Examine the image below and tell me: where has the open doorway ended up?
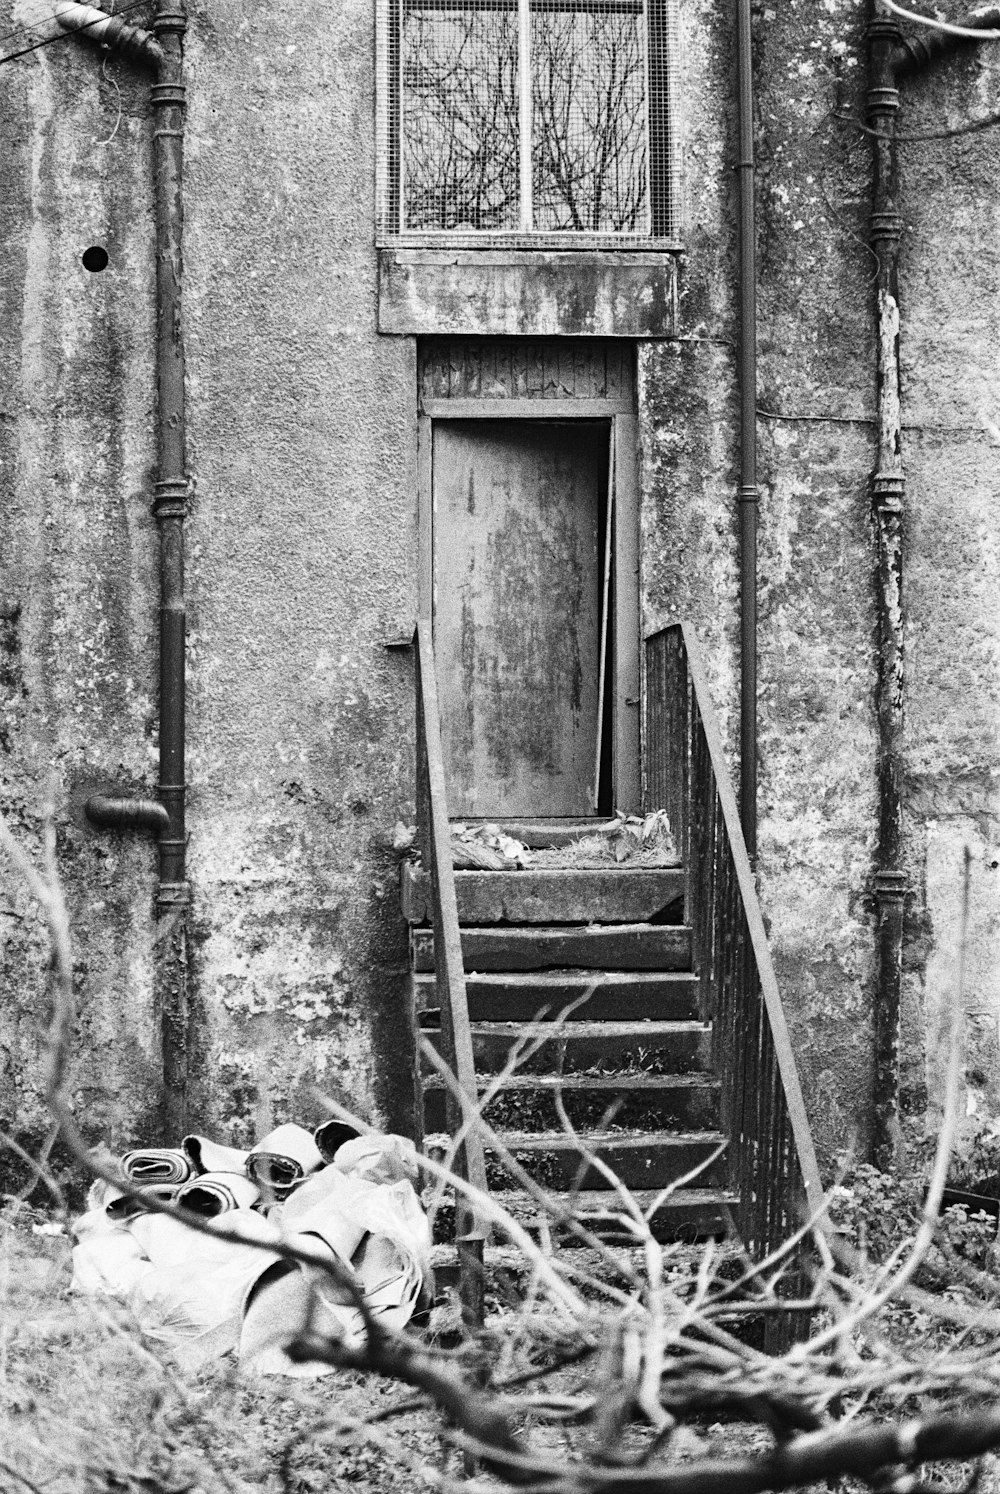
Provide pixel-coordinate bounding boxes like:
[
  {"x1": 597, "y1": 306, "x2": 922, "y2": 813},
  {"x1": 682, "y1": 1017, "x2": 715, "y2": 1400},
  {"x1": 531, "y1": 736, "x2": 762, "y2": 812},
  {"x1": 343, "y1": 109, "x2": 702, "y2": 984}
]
[{"x1": 425, "y1": 413, "x2": 638, "y2": 821}]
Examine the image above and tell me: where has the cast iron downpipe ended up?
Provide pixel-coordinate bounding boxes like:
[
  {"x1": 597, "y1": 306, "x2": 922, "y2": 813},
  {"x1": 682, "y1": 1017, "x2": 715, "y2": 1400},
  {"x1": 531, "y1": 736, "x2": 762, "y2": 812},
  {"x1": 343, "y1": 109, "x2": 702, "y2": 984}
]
[
  {"x1": 737, "y1": 0, "x2": 759, "y2": 865},
  {"x1": 865, "y1": 2, "x2": 1000, "y2": 1167},
  {"x1": 868, "y1": 3, "x2": 908, "y2": 1171},
  {"x1": 59, "y1": 1, "x2": 191, "y2": 1135}
]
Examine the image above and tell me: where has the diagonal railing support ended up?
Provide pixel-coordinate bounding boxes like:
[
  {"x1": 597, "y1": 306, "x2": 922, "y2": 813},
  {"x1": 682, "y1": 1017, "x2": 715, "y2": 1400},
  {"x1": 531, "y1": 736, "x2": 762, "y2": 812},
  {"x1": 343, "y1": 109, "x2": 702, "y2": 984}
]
[{"x1": 414, "y1": 620, "x2": 490, "y2": 1251}]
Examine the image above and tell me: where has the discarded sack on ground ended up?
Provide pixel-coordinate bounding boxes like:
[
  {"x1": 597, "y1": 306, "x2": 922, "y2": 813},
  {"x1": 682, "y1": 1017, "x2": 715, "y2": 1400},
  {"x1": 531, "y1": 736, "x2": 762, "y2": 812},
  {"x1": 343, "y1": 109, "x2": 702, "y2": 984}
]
[{"x1": 70, "y1": 1122, "x2": 430, "y2": 1377}]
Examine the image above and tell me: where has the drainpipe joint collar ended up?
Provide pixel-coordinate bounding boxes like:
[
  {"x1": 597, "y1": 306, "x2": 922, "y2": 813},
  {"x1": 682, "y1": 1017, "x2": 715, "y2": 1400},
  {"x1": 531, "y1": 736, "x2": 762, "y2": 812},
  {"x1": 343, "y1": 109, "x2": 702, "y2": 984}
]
[
  {"x1": 152, "y1": 9, "x2": 188, "y2": 36},
  {"x1": 867, "y1": 85, "x2": 900, "y2": 116},
  {"x1": 156, "y1": 880, "x2": 192, "y2": 910},
  {"x1": 150, "y1": 81, "x2": 187, "y2": 109},
  {"x1": 872, "y1": 472, "x2": 905, "y2": 514},
  {"x1": 868, "y1": 15, "x2": 903, "y2": 43},
  {"x1": 153, "y1": 478, "x2": 190, "y2": 519},
  {"x1": 873, "y1": 869, "x2": 908, "y2": 903},
  {"x1": 871, "y1": 209, "x2": 904, "y2": 241}
]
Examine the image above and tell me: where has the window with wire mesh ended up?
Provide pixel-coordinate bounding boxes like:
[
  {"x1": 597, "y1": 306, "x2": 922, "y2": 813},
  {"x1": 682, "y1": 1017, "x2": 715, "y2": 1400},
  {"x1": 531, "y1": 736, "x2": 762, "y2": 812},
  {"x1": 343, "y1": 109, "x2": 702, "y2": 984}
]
[{"x1": 376, "y1": 0, "x2": 680, "y2": 247}]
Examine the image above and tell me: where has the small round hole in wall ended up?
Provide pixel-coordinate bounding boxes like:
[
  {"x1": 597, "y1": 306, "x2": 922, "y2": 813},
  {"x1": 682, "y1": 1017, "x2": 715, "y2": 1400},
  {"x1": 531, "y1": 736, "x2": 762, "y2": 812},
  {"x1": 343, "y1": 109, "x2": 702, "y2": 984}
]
[{"x1": 81, "y1": 245, "x2": 109, "y2": 273}]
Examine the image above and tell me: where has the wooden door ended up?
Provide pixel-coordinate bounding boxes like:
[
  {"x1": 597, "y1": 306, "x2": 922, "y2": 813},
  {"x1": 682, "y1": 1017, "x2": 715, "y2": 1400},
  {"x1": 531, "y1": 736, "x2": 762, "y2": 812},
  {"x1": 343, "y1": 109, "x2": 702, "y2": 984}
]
[{"x1": 433, "y1": 419, "x2": 608, "y2": 818}]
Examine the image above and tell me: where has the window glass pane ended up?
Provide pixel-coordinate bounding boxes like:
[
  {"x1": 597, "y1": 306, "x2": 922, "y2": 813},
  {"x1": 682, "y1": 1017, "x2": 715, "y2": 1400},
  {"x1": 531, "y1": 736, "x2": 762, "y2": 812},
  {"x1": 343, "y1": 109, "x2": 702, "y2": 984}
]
[
  {"x1": 530, "y1": 4, "x2": 649, "y2": 234},
  {"x1": 401, "y1": 5, "x2": 520, "y2": 231}
]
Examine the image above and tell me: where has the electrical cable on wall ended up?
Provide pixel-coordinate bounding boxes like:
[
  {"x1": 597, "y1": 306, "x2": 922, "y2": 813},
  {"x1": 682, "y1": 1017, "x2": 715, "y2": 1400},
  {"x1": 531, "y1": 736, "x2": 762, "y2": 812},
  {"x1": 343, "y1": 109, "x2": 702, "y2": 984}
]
[
  {"x1": 880, "y1": 0, "x2": 1000, "y2": 39},
  {"x1": 837, "y1": 108, "x2": 1000, "y2": 141}
]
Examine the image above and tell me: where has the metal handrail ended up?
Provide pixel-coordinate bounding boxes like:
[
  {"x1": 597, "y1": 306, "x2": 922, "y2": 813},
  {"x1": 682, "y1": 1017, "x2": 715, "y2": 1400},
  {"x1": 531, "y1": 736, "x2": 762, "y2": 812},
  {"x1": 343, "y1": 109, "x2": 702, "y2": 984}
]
[
  {"x1": 645, "y1": 623, "x2": 824, "y2": 1323},
  {"x1": 414, "y1": 619, "x2": 489, "y2": 1238}
]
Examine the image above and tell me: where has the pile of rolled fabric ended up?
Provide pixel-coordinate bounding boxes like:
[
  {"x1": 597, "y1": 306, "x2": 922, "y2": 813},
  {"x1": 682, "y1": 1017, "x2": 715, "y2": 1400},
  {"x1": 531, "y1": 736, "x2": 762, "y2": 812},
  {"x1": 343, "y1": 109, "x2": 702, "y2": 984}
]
[{"x1": 71, "y1": 1121, "x2": 431, "y2": 1376}]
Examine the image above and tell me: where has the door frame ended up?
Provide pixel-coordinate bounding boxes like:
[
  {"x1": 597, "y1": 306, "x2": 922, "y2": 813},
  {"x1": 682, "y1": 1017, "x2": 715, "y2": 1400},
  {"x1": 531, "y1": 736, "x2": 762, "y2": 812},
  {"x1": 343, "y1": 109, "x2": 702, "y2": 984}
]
[{"x1": 417, "y1": 393, "x2": 640, "y2": 814}]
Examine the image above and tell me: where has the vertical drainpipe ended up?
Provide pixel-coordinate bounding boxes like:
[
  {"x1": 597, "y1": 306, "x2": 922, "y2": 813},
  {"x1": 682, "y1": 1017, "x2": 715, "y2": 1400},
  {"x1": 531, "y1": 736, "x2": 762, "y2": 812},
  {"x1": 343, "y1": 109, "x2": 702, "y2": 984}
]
[
  {"x1": 737, "y1": 0, "x2": 758, "y2": 864},
  {"x1": 868, "y1": 4, "x2": 908, "y2": 1170},
  {"x1": 151, "y1": 3, "x2": 191, "y2": 1139},
  {"x1": 61, "y1": 0, "x2": 191, "y2": 1135}
]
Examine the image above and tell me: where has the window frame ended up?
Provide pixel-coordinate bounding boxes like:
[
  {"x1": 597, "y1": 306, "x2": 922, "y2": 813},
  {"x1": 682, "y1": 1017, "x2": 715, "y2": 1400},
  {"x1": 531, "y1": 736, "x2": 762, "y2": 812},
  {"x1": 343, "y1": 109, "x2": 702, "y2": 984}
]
[{"x1": 375, "y1": 0, "x2": 682, "y2": 251}]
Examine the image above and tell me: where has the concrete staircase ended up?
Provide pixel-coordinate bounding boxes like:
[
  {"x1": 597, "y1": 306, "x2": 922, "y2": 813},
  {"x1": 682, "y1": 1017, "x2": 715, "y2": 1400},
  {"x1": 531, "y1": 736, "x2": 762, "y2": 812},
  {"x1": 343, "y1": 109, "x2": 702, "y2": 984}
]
[{"x1": 403, "y1": 863, "x2": 738, "y2": 1243}]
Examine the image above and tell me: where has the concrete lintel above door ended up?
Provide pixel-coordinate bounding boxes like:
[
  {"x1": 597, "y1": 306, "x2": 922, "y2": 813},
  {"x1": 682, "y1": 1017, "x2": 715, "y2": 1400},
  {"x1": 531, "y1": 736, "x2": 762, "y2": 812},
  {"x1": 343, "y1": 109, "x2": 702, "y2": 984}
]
[{"x1": 378, "y1": 249, "x2": 679, "y2": 339}]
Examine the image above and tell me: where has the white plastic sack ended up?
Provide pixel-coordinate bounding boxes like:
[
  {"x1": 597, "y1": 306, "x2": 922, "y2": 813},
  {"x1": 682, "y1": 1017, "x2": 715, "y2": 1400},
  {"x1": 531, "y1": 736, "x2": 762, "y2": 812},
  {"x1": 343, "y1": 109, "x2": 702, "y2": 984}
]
[
  {"x1": 333, "y1": 1132, "x2": 420, "y2": 1186},
  {"x1": 124, "y1": 1209, "x2": 285, "y2": 1366}
]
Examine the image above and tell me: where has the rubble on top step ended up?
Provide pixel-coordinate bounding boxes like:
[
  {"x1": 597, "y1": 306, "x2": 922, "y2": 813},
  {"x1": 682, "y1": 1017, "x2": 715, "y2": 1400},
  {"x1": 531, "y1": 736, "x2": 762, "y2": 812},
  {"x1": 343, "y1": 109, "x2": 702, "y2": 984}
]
[{"x1": 447, "y1": 810, "x2": 679, "y2": 871}]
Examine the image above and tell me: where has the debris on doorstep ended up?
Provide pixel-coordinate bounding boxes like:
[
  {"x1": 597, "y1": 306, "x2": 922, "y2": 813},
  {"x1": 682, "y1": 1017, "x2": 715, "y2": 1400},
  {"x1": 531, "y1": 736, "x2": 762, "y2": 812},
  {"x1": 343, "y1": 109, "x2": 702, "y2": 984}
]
[
  {"x1": 446, "y1": 810, "x2": 678, "y2": 871},
  {"x1": 70, "y1": 1122, "x2": 431, "y2": 1377},
  {"x1": 451, "y1": 822, "x2": 532, "y2": 869}
]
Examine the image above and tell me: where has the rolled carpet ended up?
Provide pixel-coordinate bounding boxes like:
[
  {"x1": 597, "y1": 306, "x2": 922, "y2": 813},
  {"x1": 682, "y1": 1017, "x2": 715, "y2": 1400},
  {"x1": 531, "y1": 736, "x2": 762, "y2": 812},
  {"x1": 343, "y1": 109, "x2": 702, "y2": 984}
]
[
  {"x1": 121, "y1": 1148, "x2": 192, "y2": 1186},
  {"x1": 106, "y1": 1183, "x2": 181, "y2": 1221},
  {"x1": 182, "y1": 1135, "x2": 251, "y2": 1176},
  {"x1": 176, "y1": 1171, "x2": 261, "y2": 1216},
  {"x1": 247, "y1": 1124, "x2": 324, "y2": 1200}
]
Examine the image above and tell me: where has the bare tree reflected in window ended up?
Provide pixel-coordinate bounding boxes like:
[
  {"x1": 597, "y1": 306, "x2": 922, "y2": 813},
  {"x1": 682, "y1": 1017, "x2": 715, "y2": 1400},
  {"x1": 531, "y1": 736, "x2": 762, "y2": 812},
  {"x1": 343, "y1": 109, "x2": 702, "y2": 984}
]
[
  {"x1": 403, "y1": 10, "x2": 520, "y2": 231},
  {"x1": 531, "y1": 9, "x2": 647, "y2": 233},
  {"x1": 400, "y1": 2, "x2": 649, "y2": 236}
]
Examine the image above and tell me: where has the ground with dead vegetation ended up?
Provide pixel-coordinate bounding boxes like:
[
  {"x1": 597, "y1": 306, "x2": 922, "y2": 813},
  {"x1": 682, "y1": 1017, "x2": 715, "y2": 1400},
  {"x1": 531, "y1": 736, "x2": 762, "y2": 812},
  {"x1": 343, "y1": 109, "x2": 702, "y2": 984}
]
[
  {"x1": 9, "y1": 1183, "x2": 1000, "y2": 1494},
  {"x1": 0, "y1": 1201, "x2": 786, "y2": 1494},
  {"x1": 0, "y1": 1206, "x2": 450, "y2": 1494}
]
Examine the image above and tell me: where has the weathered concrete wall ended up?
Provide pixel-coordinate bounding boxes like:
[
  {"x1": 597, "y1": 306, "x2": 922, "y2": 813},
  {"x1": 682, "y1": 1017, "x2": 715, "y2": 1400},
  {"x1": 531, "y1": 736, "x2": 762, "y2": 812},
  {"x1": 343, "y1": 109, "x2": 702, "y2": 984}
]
[
  {"x1": 752, "y1": 0, "x2": 880, "y2": 1159},
  {"x1": 0, "y1": 0, "x2": 418, "y2": 1173},
  {"x1": 0, "y1": 13, "x2": 162, "y2": 1163},
  {"x1": 640, "y1": 0, "x2": 880, "y2": 1161},
  {"x1": 180, "y1": 0, "x2": 416, "y2": 1141},
  {"x1": 3, "y1": 0, "x2": 1000, "y2": 1180},
  {"x1": 895, "y1": 20, "x2": 1000, "y2": 1128}
]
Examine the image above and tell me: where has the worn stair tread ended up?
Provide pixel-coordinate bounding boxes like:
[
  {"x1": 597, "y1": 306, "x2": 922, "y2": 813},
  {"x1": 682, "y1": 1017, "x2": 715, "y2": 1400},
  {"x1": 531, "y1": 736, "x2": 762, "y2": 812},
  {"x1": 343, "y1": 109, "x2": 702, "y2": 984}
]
[
  {"x1": 486, "y1": 1130, "x2": 729, "y2": 1189},
  {"x1": 467, "y1": 1018, "x2": 711, "y2": 1038},
  {"x1": 496, "y1": 1186, "x2": 740, "y2": 1221},
  {"x1": 413, "y1": 969, "x2": 701, "y2": 1021},
  {"x1": 412, "y1": 923, "x2": 693, "y2": 973},
  {"x1": 429, "y1": 1239, "x2": 741, "y2": 1266},
  {"x1": 422, "y1": 1071, "x2": 719, "y2": 1092},
  {"x1": 495, "y1": 1129, "x2": 726, "y2": 1150},
  {"x1": 423, "y1": 1016, "x2": 714, "y2": 1075},
  {"x1": 401, "y1": 864, "x2": 686, "y2": 926}
]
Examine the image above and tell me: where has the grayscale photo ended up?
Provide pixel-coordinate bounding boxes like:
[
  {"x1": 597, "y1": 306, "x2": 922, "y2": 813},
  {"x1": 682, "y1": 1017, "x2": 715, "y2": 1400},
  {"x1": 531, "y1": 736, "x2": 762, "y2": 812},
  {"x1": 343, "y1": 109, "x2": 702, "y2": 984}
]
[{"x1": 2, "y1": 1, "x2": 1000, "y2": 1488}]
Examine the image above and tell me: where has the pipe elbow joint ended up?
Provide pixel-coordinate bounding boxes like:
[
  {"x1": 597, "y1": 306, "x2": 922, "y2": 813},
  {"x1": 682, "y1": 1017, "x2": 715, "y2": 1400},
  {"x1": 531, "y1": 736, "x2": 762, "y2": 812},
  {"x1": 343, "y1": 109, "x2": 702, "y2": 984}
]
[
  {"x1": 85, "y1": 794, "x2": 170, "y2": 835},
  {"x1": 54, "y1": 3, "x2": 163, "y2": 67}
]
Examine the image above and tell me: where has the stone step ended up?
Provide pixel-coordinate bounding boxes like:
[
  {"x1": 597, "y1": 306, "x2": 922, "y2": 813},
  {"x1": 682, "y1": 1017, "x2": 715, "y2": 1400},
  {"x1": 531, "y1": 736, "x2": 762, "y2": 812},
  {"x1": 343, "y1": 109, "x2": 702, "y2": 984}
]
[
  {"x1": 422, "y1": 1072, "x2": 721, "y2": 1133},
  {"x1": 493, "y1": 1185, "x2": 738, "y2": 1244},
  {"x1": 430, "y1": 1237, "x2": 742, "y2": 1298},
  {"x1": 412, "y1": 969, "x2": 702, "y2": 1022},
  {"x1": 421, "y1": 1018, "x2": 713, "y2": 1075},
  {"x1": 401, "y1": 865, "x2": 686, "y2": 926},
  {"x1": 484, "y1": 1130, "x2": 728, "y2": 1191},
  {"x1": 412, "y1": 923, "x2": 693, "y2": 973}
]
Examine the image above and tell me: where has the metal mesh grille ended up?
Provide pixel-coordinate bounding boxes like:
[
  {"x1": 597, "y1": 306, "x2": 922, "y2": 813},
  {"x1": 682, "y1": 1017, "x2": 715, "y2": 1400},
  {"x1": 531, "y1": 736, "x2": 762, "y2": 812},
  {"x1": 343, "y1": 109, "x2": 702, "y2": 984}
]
[{"x1": 376, "y1": 0, "x2": 680, "y2": 246}]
